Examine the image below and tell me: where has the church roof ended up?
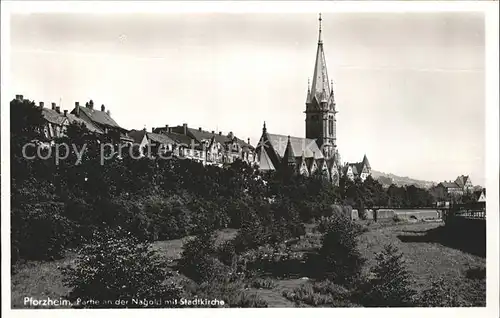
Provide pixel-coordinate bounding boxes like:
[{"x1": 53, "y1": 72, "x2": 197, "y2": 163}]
[
  {"x1": 266, "y1": 133, "x2": 324, "y2": 160},
  {"x1": 257, "y1": 144, "x2": 275, "y2": 171}
]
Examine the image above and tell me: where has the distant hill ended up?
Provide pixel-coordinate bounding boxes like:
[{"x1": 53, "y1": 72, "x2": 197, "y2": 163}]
[{"x1": 371, "y1": 170, "x2": 437, "y2": 189}]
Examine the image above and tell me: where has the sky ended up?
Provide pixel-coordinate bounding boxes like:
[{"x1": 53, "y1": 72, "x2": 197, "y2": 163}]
[{"x1": 10, "y1": 12, "x2": 485, "y2": 186}]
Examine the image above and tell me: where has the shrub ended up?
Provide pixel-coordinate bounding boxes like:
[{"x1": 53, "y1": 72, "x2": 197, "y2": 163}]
[
  {"x1": 358, "y1": 244, "x2": 416, "y2": 307},
  {"x1": 465, "y1": 266, "x2": 486, "y2": 280},
  {"x1": 282, "y1": 281, "x2": 356, "y2": 307},
  {"x1": 183, "y1": 277, "x2": 268, "y2": 308},
  {"x1": 392, "y1": 214, "x2": 404, "y2": 223},
  {"x1": 417, "y1": 278, "x2": 472, "y2": 307},
  {"x1": 61, "y1": 228, "x2": 183, "y2": 308},
  {"x1": 178, "y1": 230, "x2": 230, "y2": 283},
  {"x1": 11, "y1": 203, "x2": 77, "y2": 261},
  {"x1": 318, "y1": 215, "x2": 365, "y2": 284},
  {"x1": 248, "y1": 277, "x2": 277, "y2": 290}
]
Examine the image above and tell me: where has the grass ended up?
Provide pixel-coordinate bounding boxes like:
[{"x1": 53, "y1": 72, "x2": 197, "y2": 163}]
[{"x1": 11, "y1": 222, "x2": 485, "y2": 308}]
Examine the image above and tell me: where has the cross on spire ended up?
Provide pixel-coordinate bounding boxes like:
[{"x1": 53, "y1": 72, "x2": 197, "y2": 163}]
[{"x1": 318, "y1": 13, "x2": 323, "y2": 44}]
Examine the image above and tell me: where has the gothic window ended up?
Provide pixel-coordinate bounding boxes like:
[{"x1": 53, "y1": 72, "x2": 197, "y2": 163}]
[{"x1": 328, "y1": 116, "x2": 333, "y2": 135}]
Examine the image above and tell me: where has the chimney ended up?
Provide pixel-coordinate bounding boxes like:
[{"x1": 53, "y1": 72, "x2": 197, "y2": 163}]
[
  {"x1": 101, "y1": 104, "x2": 105, "y2": 112},
  {"x1": 51, "y1": 102, "x2": 56, "y2": 110},
  {"x1": 211, "y1": 130, "x2": 215, "y2": 134},
  {"x1": 55, "y1": 106, "x2": 61, "y2": 114},
  {"x1": 75, "y1": 101, "x2": 80, "y2": 116},
  {"x1": 182, "y1": 123, "x2": 188, "y2": 135},
  {"x1": 219, "y1": 131, "x2": 222, "y2": 136},
  {"x1": 64, "y1": 110, "x2": 68, "y2": 117},
  {"x1": 198, "y1": 127, "x2": 202, "y2": 132},
  {"x1": 15, "y1": 94, "x2": 21, "y2": 101},
  {"x1": 248, "y1": 138, "x2": 250, "y2": 145},
  {"x1": 88, "y1": 100, "x2": 94, "y2": 109},
  {"x1": 165, "y1": 125, "x2": 169, "y2": 131},
  {"x1": 106, "y1": 110, "x2": 110, "y2": 116},
  {"x1": 39, "y1": 101, "x2": 44, "y2": 109}
]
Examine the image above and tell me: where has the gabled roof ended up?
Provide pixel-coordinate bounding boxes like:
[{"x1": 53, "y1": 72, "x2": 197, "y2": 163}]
[
  {"x1": 266, "y1": 133, "x2": 323, "y2": 160},
  {"x1": 128, "y1": 129, "x2": 147, "y2": 144},
  {"x1": 75, "y1": 106, "x2": 121, "y2": 129},
  {"x1": 362, "y1": 154, "x2": 371, "y2": 170},
  {"x1": 256, "y1": 144, "x2": 275, "y2": 171},
  {"x1": 305, "y1": 157, "x2": 317, "y2": 172},
  {"x1": 41, "y1": 108, "x2": 67, "y2": 126},
  {"x1": 163, "y1": 131, "x2": 195, "y2": 147},
  {"x1": 147, "y1": 132, "x2": 176, "y2": 145},
  {"x1": 440, "y1": 181, "x2": 460, "y2": 189},
  {"x1": 66, "y1": 114, "x2": 103, "y2": 133}
]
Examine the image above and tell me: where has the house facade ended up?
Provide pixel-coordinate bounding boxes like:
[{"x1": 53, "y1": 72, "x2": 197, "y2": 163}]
[
  {"x1": 343, "y1": 155, "x2": 372, "y2": 182},
  {"x1": 129, "y1": 124, "x2": 256, "y2": 166},
  {"x1": 436, "y1": 175, "x2": 475, "y2": 196}
]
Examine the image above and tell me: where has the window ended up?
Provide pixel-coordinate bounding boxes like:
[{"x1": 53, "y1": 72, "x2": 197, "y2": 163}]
[{"x1": 328, "y1": 116, "x2": 334, "y2": 135}]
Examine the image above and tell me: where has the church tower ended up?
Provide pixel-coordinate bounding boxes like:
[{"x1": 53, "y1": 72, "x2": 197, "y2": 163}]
[{"x1": 305, "y1": 14, "x2": 337, "y2": 160}]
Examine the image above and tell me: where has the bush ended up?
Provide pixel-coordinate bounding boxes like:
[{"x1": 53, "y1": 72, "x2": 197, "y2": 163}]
[
  {"x1": 178, "y1": 231, "x2": 231, "y2": 283},
  {"x1": 417, "y1": 278, "x2": 472, "y2": 307},
  {"x1": 11, "y1": 203, "x2": 77, "y2": 261},
  {"x1": 317, "y1": 215, "x2": 365, "y2": 284},
  {"x1": 282, "y1": 281, "x2": 357, "y2": 307},
  {"x1": 183, "y1": 277, "x2": 268, "y2": 308},
  {"x1": 358, "y1": 244, "x2": 416, "y2": 307},
  {"x1": 392, "y1": 214, "x2": 404, "y2": 223},
  {"x1": 465, "y1": 266, "x2": 486, "y2": 280},
  {"x1": 248, "y1": 277, "x2": 278, "y2": 289},
  {"x1": 61, "y1": 228, "x2": 183, "y2": 308}
]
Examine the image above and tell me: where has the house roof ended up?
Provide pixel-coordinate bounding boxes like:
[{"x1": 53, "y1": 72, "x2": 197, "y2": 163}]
[
  {"x1": 163, "y1": 131, "x2": 195, "y2": 147},
  {"x1": 147, "y1": 132, "x2": 176, "y2": 145},
  {"x1": 266, "y1": 133, "x2": 324, "y2": 160},
  {"x1": 186, "y1": 127, "x2": 253, "y2": 150},
  {"x1": 455, "y1": 175, "x2": 471, "y2": 188},
  {"x1": 128, "y1": 129, "x2": 147, "y2": 144},
  {"x1": 440, "y1": 181, "x2": 460, "y2": 188},
  {"x1": 76, "y1": 106, "x2": 121, "y2": 129},
  {"x1": 66, "y1": 114, "x2": 103, "y2": 133},
  {"x1": 41, "y1": 108, "x2": 67, "y2": 126}
]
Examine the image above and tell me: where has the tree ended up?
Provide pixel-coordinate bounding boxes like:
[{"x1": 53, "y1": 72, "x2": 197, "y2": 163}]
[
  {"x1": 359, "y1": 244, "x2": 416, "y2": 307},
  {"x1": 318, "y1": 214, "x2": 365, "y2": 284},
  {"x1": 61, "y1": 228, "x2": 183, "y2": 308}
]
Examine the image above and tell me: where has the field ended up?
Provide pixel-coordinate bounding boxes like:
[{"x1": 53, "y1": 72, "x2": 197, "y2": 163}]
[{"x1": 11, "y1": 220, "x2": 485, "y2": 308}]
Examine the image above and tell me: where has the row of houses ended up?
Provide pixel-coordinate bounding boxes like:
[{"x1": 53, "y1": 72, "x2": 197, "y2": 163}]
[{"x1": 15, "y1": 94, "x2": 256, "y2": 167}]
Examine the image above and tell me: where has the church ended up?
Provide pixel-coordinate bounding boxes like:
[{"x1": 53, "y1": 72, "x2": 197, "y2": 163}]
[{"x1": 256, "y1": 14, "x2": 371, "y2": 185}]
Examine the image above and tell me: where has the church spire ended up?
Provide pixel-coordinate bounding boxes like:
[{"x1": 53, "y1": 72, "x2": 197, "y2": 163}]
[
  {"x1": 318, "y1": 13, "x2": 323, "y2": 44},
  {"x1": 308, "y1": 13, "x2": 330, "y2": 106}
]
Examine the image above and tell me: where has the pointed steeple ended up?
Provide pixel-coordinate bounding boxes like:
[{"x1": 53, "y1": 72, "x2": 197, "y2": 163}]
[
  {"x1": 283, "y1": 136, "x2": 296, "y2": 168},
  {"x1": 309, "y1": 13, "x2": 330, "y2": 105},
  {"x1": 306, "y1": 78, "x2": 312, "y2": 103}
]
